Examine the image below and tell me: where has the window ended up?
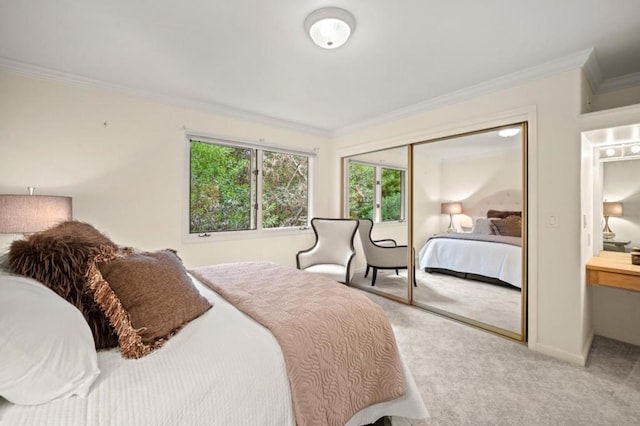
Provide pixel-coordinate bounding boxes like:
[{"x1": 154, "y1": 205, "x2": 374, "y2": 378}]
[
  {"x1": 347, "y1": 161, "x2": 405, "y2": 222},
  {"x1": 189, "y1": 137, "x2": 312, "y2": 234}
]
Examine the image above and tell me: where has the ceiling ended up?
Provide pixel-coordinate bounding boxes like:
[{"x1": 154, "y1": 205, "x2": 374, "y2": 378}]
[{"x1": 1, "y1": 0, "x2": 640, "y2": 134}]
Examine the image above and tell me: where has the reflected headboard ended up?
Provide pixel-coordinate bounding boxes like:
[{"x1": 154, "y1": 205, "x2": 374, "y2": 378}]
[{"x1": 463, "y1": 189, "x2": 523, "y2": 219}]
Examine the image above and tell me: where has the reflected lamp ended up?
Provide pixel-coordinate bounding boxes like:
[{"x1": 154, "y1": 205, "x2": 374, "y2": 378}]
[
  {"x1": 602, "y1": 201, "x2": 623, "y2": 240},
  {"x1": 441, "y1": 202, "x2": 463, "y2": 233}
]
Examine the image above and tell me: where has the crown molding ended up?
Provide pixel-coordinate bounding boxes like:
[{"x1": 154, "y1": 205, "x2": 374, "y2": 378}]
[
  {"x1": 0, "y1": 57, "x2": 331, "y2": 138},
  {"x1": 598, "y1": 71, "x2": 640, "y2": 93},
  {"x1": 333, "y1": 49, "x2": 595, "y2": 137},
  {"x1": 6, "y1": 49, "x2": 634, "y2": 140}
]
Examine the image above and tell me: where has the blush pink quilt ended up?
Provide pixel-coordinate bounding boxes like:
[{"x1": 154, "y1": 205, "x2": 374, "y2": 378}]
[{"x1": 189, "y1": 262, "x2": 404, "y2": 426}]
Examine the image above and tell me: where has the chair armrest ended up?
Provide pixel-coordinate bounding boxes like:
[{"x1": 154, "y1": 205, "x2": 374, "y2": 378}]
[
  {"x1": 297, "y1": 246, "x2": 356, "y2": 271},
  {"x1": 296, "y1": 247, "x2": 318, "y2": 270},
  {"x1": 374, "y1": 238, "x2": 397, "y2": 247},
  {"x1": 368, "y1": 245, "x2": 408, "y2": 267}
]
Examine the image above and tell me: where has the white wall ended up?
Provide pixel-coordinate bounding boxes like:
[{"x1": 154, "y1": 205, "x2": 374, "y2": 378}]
[
  {"x1": 440, "y1": 148, "x2": 521, "y2": 230},
  {"x1": 334, "y1": 69, "x2": 588, "y2": 363},
  {"x1": 412, "y1": 155, "x2": 441, "y2": 248},
  {"x1": 0, "y1": 70, "x2": 331, "y2": 268},
  {"x1": 592, "y1": 83, "x2": 640, "y2": 112}
]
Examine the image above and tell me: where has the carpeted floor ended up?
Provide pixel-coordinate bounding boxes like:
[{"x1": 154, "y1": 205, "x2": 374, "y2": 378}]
[
  {"x1": 362, "y1": 291, "x2": 640, "y2": 425},
  {"x1": 351, "y1": 268, "x2": 521, "y2": 333}
]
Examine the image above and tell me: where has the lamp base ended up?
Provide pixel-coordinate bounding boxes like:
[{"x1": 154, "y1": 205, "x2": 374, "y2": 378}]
[
  {"x1": 447, "y1": 214, "x2": 456, "y2": 233},
  {"x1": 603, "y1": 217, "x2": 615, "y2": 240}
]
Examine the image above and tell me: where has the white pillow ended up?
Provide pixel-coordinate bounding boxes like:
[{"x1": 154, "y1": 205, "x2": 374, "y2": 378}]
[
  {"x1": 0, "y1": 274, "x2": 100, "y2": 405},
  {"x1": 472, "y1": 218, "x2": 496, "y2": 235}
]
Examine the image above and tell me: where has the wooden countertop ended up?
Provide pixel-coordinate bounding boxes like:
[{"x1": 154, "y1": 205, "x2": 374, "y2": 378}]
[{"x1": 586, "y1": 251, "x2": 640, "y2": 292}]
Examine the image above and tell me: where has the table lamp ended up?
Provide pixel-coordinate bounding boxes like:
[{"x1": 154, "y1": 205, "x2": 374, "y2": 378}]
[
  {"x1": 602, "y1": 201, "x2": 623, "y2": 240},
  {"x1": 441, "y1": 202, "x2": 463, "y2": 233},
  {"x1": 0, "y1": 187, "x2": 72, "y2": 234}
]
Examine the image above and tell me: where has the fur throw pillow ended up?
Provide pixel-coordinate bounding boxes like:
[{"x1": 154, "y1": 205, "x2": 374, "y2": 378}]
[
  {"x1": 8, "y1": 221, "x2": 121, "y2": 349},
  {"x1": 486, "y1": 209, "x2": 521, "y2": 219}
]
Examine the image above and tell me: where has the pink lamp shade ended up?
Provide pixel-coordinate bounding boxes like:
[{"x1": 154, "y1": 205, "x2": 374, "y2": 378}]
[{"x1": 0, "y1": 194, "x2": 72, "y2": 234}]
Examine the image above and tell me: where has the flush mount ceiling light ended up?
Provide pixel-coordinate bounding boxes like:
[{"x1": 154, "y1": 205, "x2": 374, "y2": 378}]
[
  {"x1": 498, "y1": 128, "x2": 521, "y2": 138},
  {"x1": 304, "y1": 7, "x2": 356, "y2": 49}
]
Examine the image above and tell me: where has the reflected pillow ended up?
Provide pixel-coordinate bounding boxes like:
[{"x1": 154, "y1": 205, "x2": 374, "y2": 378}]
[
  {"x1": 472, "y1": 218, "x2": 496, "y2": 235},
  {"x1": 491, "y1": 215, "x2": 522, "y2": 237},
  {"x1": 0, "y1": 275, "x2": 100, "y2": 405},
  {"x1": 86, "y1": 249, "x2": 212, "y2": 359},
  {"x1": 487, "y1": 209, "x2": 521, "y2": 219}
]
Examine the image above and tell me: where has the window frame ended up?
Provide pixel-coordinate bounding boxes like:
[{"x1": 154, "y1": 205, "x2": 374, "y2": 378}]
[
  {"x1": 184, "y1": 133, "x2": 315, "y2": 241},
  {"x1": 345, "y1": 159, "x2": 407, "y2": 223}
]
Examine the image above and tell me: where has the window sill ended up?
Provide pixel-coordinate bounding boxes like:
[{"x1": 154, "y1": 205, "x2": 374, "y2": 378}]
[{"x1": 183, "y1": 226, "x2": 313, "y2": 244}]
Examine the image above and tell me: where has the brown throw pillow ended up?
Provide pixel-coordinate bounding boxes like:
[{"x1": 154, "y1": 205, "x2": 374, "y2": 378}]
[
  {"x1": 491, "y1": 215, "x2": 522, "y2": 237},
  {"x1": 86, "y1": 249, "x2": 212, "y2": 359},
  {"x1": 486, "y1": 209, "x2": 521, "y2": 219},
  {"x1": 8, "y1": 221, "x2": 120, "y2": 349}
]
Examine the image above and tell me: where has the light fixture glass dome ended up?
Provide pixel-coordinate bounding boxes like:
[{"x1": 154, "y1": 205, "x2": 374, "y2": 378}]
[
  {"x1": 498, "y1": 128, "x2": 521, "y2": 138},
  {"x1": 304, "y1": 7, "x2": 356, "y2": 49}
]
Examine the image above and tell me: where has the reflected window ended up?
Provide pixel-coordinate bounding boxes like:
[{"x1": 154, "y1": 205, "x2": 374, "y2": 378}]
[
  {"x1": 348, "y1": 161, "x2": 405, "y2": 222},
  {"x1": 381, "y1": 168, "x2": 404, "y2": 221}
]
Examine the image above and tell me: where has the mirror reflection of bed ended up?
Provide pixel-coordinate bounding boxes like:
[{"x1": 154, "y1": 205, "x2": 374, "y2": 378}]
[
  {"x1": 412, "y1": 126, "x2": 526, "y2": 337},
  {"x1": 414, "y1": 194, "x2": 522, "y2": 333}
]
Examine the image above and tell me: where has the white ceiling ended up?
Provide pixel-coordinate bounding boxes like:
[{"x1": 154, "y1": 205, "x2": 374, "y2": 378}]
[{"x1": 1, "y1": 0, "x2": 640, "y2": 134}]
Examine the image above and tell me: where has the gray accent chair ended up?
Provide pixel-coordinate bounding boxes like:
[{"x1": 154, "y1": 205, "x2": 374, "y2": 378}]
[
  {"x1": 358, "y1": 218, "x2": 416, "y2": 287},
  {"x1": 296, "y1": 218, "x2": 359, "y2": 284}
]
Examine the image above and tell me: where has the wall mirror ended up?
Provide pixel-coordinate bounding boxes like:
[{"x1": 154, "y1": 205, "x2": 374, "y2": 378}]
[
  {"x1": 343, "y1": 146, "x2": 410, "y2": 303},
  {"x1": 601, "y1": 157, "x2": 640, "y2": 253},
  {"x1": 411, "y1": 124, "x2": 527, "y2": 340}
]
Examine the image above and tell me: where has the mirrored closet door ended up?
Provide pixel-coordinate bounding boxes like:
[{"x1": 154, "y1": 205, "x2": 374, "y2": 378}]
[
  {"x1": 411, "y1": 124, "x2": 527, "y2": 340},
  {"x1": 343, "y1": 146, "x2": 411, "y2": 303}
]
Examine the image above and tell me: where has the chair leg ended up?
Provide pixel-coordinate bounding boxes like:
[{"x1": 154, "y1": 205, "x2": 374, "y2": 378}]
[
  {"x1": 365, "y1": 265, "x2": 370, "y2": 278},
  {"x1": 395, "y1": 268, "x2": 399, "y2": 275},
  {"x1": 371, "y1": 268, "x2": 378, "y2": 286}
]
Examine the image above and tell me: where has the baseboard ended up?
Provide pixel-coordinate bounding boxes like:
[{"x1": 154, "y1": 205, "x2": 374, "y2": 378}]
[
  {"x1": 581, "y1": 329, "x2": 595, "y2": 365},
  {"x1": 535, "y1": 342, "x2": 588, "y2": 366}
]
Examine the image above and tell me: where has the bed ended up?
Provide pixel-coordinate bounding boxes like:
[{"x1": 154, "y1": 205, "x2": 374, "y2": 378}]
[
  {"x1": 418, "y1": 191, "x2": 523, "y2": 289},
  {"x1": 0, "y1": 222, "x2": 428, "y2": 426},
  {"x1": 418, "y1": 233, "x2": 522, "y2": 288}
]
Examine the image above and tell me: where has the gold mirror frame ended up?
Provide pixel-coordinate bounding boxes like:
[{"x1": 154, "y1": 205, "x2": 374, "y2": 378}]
[{"x1": 341, "y1": 123, "x2": 528, "y2": 342}]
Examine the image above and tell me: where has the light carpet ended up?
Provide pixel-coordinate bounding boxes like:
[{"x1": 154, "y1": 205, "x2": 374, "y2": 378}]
[
  {"x1": 363, "y1": 292, "x2": 640, "y2": 425},
  {"x1": 350, "y1": 268, "x2": 521, "y2": 333}
]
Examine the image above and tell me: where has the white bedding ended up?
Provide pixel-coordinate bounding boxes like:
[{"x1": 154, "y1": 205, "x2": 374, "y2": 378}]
[
  {"x1": 0, "y1": 276, "x2": 427, "y2": 425},
  {"x1": 418, "y1": 237, "x2": 522, "y2": 288}
]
